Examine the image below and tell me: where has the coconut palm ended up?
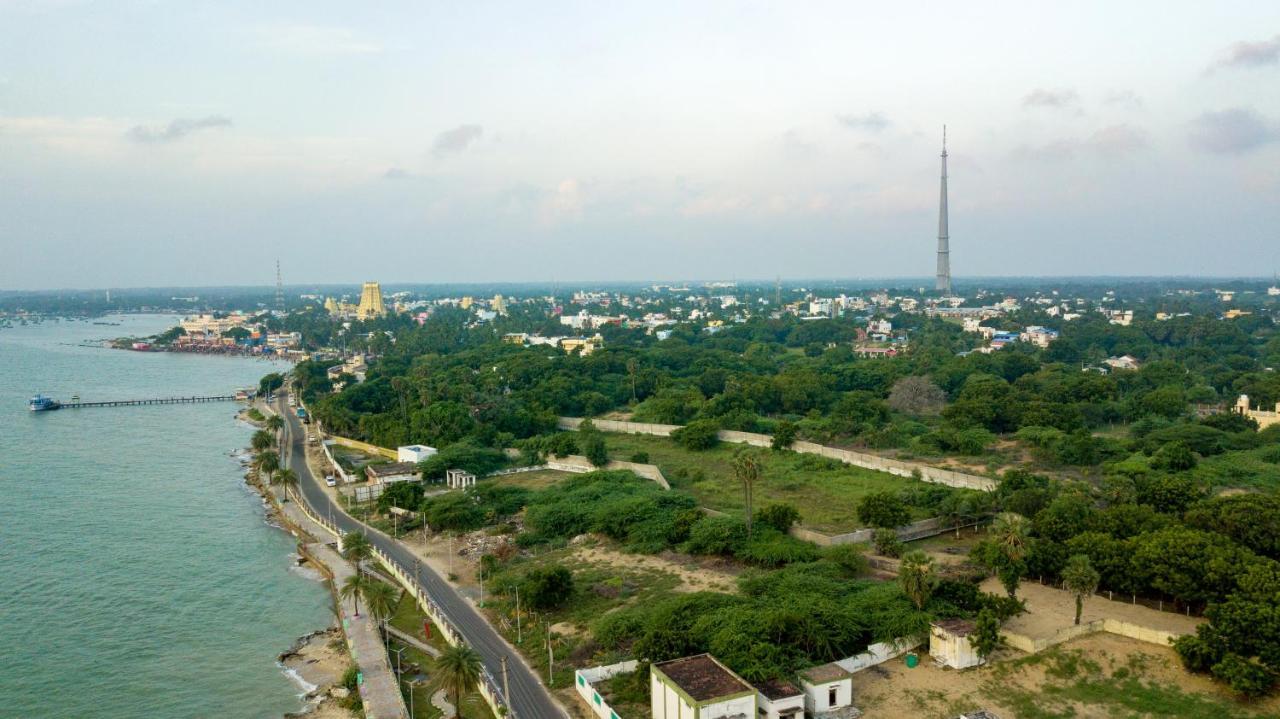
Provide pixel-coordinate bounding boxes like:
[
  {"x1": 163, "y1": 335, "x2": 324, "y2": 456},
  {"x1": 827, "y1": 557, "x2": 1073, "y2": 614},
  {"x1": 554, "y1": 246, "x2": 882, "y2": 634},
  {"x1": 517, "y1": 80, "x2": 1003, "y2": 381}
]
[
  {"x1": 433, "y1": 645, "x2": 483, "y2": 718},
  {"x1": 340, "y1": 573, "x2": 369, "y2": 617},
  {"x1": 255, "y1": 450, "x2": 281, "y2": 476},
  {"x1": 989, "y1": 512, "x2": 1030, "y2": 561},
  {"x1": 251, "y1": 429, "x2": 275, "y2": 452},
  {"x1": 732, "y1": 449, "x2": 764, "y2": 537},
  {"x1": 265, "y1": 413, "x2": 284, "y2": 432},
  {"x1": 898, "y1": 550, "x2": 938, "y2": 609},
  {"x1": 364, "y1": 581, "x2": 398, "y2": 628},
  {"x1": 1062, "y1": 554, "x2": 1101, "y2": 625},
  {"x1": 271, "y1": 468, "x2": 299, "y2": 500},
  {"x1": 342, "y1": 531, "x2": 374, "y2": 575}
]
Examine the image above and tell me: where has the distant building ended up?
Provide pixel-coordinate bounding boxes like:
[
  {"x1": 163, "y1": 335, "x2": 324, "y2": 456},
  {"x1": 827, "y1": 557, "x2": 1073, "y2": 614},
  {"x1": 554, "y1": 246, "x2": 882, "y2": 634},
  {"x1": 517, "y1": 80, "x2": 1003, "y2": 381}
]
[
  {"x1": 1020, "y1": 326, "x2": 1059, "y2": 348},
  {"x1": 397, "y1": 445, "x2": 437, "y2": 464},
  {"x1": 445, "y1": 468, "x2": 477, "y2": 489},
  {"x1": 1236, "y1": 394, "x2": 1280, "y2": 430},
  {"x1": 651, "y1": 655, "x2": 756, "y2": 719},
  {"x1": 1104, "y1": 355, "x2": 1140, "y2": 371},
  {"x1": 357, "y1": 281, "x2": 387, "y2": 319}
]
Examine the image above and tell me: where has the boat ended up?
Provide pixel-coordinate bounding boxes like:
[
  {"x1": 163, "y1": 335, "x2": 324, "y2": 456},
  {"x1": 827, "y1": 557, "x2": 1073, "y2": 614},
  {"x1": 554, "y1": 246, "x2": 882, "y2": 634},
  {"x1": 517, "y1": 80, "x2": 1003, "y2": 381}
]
[{"x1": 29, "y1": 394, "x2": 61, "y2": 411}]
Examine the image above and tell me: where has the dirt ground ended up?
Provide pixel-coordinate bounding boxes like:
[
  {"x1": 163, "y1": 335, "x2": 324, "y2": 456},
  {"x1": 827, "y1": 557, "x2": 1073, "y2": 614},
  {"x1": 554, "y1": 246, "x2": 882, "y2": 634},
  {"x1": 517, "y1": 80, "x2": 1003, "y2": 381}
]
[
  {"x1": 979, "y1": 577, "x2": 1202, "y2": 641},
  {"x1": 572, "y1": 544, "x2": 739, "y2": 593},
  {"x1": 853, "y1": 632, "x2": 1280, "y2": 719}
]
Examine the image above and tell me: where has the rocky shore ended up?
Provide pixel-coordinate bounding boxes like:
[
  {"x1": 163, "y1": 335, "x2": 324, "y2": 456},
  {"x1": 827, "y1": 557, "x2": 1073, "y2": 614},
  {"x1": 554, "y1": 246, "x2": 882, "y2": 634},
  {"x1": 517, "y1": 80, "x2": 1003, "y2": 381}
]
[{"x1": 279, "y1": 628, "x2": 354, "y2": 718}]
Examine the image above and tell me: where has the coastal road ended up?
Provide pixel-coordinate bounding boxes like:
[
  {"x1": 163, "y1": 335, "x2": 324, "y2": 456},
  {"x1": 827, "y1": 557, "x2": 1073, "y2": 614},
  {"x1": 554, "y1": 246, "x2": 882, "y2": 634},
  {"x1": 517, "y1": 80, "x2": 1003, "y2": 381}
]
[{"x1": 277, "y1": 398, "x2": 566, "y2": 719}]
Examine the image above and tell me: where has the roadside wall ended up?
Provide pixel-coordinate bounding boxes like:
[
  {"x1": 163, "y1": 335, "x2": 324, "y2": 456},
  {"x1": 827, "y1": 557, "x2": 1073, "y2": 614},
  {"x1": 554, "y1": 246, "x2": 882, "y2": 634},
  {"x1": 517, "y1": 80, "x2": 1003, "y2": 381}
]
[
  {"x1": 836, "y1": 637, "x2": 923, "y2": 674},
  {"x1": 575, "y1": 660, "x2": 638, "y2": 719},
  {"x1": 557, "y1": 417, "x2": 996, "y2": 492},
  {"x1": 329, "y1": 435, "x2": 398, "y2": 460}
]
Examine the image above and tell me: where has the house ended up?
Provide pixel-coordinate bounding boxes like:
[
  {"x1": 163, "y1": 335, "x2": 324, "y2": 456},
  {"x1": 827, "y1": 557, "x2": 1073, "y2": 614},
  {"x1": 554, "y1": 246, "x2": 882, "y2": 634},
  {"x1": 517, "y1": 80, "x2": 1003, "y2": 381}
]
[
  {"x1": 756, "y1": 679, "x2": 804, "y2": 719},
  {"x1": 651, "y1": 654, "x2": 756, "y2": 719},
  {"x1": 1020, "y1": 326, "x2": 1059, "y2": 348},
  {"x1": 799, "y1": 663, "x2": 856, "y2": 718},
  {"x1": 364, "y1": 462, "x2": 419, "y2": 485},
  {"x1": 397, "y1": 445, "x2": 437, "y2": 464},
  {"x1": 930, "y1": 619, "x2": 983, "y2": 669},
  {"x1": 853, "y1": 346, "x2": 898, "y2": 359}
]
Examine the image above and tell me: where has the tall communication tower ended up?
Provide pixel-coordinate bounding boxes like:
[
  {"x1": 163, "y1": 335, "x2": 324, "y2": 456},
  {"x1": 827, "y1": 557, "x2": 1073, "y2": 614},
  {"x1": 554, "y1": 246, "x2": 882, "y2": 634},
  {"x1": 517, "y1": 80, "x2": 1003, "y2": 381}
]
[
  {"x1": 935, "y1": 126, "x2": 952, "y2": 295},
  {"x1": 275, "y1": 260, "x2": 285, "y2": 314}
]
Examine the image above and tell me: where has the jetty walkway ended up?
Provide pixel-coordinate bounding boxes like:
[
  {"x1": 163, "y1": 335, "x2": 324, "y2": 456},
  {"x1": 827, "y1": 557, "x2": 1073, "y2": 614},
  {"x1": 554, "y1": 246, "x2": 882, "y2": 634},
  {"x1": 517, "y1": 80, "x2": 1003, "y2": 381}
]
[{"x1": 59, "y1": 395, "x2": 238, "y2": 409}]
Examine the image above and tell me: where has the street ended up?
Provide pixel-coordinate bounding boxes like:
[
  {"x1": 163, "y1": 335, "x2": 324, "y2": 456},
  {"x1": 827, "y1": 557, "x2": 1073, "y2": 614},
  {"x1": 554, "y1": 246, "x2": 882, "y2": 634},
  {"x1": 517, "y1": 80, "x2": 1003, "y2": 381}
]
[{"x1": 277, "y1": 397, "x2": 566, "y2": 719}]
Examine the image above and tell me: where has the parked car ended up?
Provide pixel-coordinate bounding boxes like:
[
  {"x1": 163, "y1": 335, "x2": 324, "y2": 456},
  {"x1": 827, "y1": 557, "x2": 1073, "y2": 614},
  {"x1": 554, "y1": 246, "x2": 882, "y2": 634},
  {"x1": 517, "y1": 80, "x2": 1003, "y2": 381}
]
[{"x1": 325, "y1": 475, "x2": 337, "y2": 487}]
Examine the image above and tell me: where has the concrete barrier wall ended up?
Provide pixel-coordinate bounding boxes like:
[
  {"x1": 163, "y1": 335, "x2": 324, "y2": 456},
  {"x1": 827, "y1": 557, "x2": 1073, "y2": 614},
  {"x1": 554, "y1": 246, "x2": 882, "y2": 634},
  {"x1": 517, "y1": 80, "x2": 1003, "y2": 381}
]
[
  {"x1": 1101, "y1": 619, "x2": 1178, "y2": 647},
  {"x1": 836, "y1": 637, "x2": 923, "y2": 674},
  {"x1": 1002, "y1": 617, "x2": 1180, "y2": 655},
  {"x1": 545, "y1": 455, "x2": 671, "y2": 490},
  {"x1": 576, "y1": 660, "x2": 638, "y2": 719},
  {"x1": 558, "y1": 418, "x2": 996, "y2": 492},
  {"x1": 329, "y1": 435, "x2": 399, "y2": 460}
]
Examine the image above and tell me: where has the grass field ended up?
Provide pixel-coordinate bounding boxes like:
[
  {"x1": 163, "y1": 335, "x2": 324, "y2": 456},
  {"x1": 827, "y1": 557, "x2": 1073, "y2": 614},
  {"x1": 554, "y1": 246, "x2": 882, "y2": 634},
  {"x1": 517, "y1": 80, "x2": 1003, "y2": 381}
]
[
  {"x1": 486, "y1": 469, "x2": 574, "y2": 491},
  {"x1": 600, "y1": 432, "x2": 929, "y2": 533}
]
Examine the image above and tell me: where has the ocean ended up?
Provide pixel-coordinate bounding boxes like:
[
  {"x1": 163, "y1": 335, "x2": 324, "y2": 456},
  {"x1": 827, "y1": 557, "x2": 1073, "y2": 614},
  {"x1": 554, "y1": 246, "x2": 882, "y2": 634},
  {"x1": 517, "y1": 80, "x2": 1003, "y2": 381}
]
[{"x1": 0, "y1": 314, "x2": 332, "y2": 718}]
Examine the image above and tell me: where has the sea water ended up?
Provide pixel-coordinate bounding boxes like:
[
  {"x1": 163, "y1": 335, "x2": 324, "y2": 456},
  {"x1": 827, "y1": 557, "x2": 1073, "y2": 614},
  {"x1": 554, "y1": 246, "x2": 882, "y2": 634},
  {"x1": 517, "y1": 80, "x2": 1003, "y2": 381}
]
[{"x1": 0, "y1": 314, "x2": 332, "y2": 718}]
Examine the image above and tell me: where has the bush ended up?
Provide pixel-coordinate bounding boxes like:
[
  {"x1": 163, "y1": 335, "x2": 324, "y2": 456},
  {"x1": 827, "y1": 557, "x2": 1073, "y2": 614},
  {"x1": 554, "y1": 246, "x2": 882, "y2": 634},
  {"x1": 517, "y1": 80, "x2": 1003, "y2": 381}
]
[
  {"x1": 754, "y1": 504, "x2": 801, "y2": 533},
  {"x1": 857, "y1": 491, "x2": 911, "y2": 528},
  {"x1": 419, "y1": 441, "x2": 508, "y2": 480},
  {"x1": 771, "y1": 420, "x2": 798, "y2": 450},
  {"x1": 520, "y1": 565, "x2": 575, "y2": 609},
  {"x1": 672, "y1": 419, "x2": 721, "y2": 451},
  {"x1": 823, "y1": 543, "x2": 868, "y2": 576},
  {"x1": 422, "y1": 492, "x2": 487, "y2": 532},
  {"x1": 736, "y1": 529, "x2": 821, "y2": 567},
  {"x1": 683, "y1": 515, "x2": 748, "y2": 556},
  {"x1": 872, "y1": 528, "x2": 903, "y2": 557},
  {"x1": 630, "y1": 451, "x2": 650, "y2": 464}
]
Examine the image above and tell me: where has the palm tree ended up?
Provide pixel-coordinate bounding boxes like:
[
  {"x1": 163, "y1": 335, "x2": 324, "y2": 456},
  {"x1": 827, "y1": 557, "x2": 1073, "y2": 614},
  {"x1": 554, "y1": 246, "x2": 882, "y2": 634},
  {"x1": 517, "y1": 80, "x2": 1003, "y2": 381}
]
[
  {"x1": 340, "y1": 573, "x2": 369, "y2": 617},
  {"x1": 251, "y1": 429, "x2": 275, "y2": 452},
  {"x1": 1062, "y1": 554, "x2": 1101, "y2": 625},
  {"x1": 271, "y1": 468, "x2": 299, "y2": 500},
  {"x1": 342, "y1": 531, "x2": 374, "y2": 575},
  {"x1": 898, "y1": 550, "x2": 938, "y2": 609},
  {"x1": 433, "y1": 645, "x2": 483, "y2": 718},
  {"x1": 732, "y1": 449, "x2": 763, "y2": 537},
  {"x1": 364, "y1": 581, "x2": 398, "y2": 629},
  {"x1": 254, "y1": 450, "x2": 280, "y2": 477},
  {"x1": 987, "y1": 512, "x2": 1031, "y2": 598},
  {"x1": 265, "y1": 414, "x2": 284, "y2": 432}
]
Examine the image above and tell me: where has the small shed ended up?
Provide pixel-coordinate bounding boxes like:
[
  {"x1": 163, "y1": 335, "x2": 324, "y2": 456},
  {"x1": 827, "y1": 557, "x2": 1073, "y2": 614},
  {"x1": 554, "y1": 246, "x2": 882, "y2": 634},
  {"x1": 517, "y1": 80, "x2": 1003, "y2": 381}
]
[
  {"x1": 365, "y1": 462, "x2": 420, "y2": 485},
  {"x1": 397, "y1": 445, "x2": 438, "y2": 463},
  {"x1": 930, "y1": 619, "x2": 983, "y2": 669},
  {"x1": 756, "y1": 678, "x2": 804, "y2": 719},
  {"x1": 799, "y1": 662, "x2": 857, "y2": 718}
]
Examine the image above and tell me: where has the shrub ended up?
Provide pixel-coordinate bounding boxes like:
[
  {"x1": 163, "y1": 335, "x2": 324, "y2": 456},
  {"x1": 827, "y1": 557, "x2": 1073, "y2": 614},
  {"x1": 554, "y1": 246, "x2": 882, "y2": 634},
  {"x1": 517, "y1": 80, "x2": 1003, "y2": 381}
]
[
  {"x1": 422, "y1": 492, "x2": 486, "y2": 532},
  {"x1": 683, "y1": 515, "x2": 748, "y2": 556},
  {"x1": 629, "y1": 451, "x2": 650, "y2": 463},
  {"x1": 771, "y1": 420, "x2": 798, "y2": 450},
  {"x1": 857, "y1": 491, "x2": 911, "y2": 528},
  {"x1": 736, "y1": 529, "x2": 821, "y2": 567},
  {"x1": 521, "y1": 565, "x2": 575, "y2": 609},
  {"x1": 672, "y1": 419, "x2": 721, "y2": 450},
  {"x1": 754, "y1": 504, "x2": 801, "y2": 533},
  {"x1": 872, "y1": 528, "x2": 903, "y2": 557}
]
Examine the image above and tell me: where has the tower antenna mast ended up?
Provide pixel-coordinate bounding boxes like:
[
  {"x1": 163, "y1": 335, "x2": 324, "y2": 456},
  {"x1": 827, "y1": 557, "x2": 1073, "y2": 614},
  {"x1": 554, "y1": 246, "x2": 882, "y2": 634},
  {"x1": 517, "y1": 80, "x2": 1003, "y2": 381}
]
[{"x1": 935, "y1": 125, "x2": 952, "y2": 296}]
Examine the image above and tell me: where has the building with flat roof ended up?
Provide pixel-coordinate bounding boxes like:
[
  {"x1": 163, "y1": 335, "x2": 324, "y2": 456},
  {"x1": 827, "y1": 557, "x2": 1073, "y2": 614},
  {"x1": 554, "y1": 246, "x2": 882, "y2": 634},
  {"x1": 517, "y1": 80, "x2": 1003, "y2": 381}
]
[
  {"x1": 930, "y1": 619, "x2": 983, "y2": 669},
  {"x1": 397, "y1": 445, "x2": 437, "y2": 463},
  {"x1": 799, "y1": 662, "x2": 856, "y2": 718},
  {"x1": 651, "y1": 654, "x2": 756, "y2": 719},
  {"x1": 365, "y1": 462, "x2": 419, "y2": 485}
]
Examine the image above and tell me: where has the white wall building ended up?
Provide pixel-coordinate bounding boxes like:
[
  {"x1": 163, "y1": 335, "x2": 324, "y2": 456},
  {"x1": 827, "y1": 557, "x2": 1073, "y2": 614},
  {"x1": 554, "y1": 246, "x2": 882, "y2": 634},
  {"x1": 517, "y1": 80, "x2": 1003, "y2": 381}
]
[
  {"x1": 651, "y1": 655, "x2": 756, "y2": 719},
  {"x1": 397, "y1": 445, "x2": 437, "y2": 463},
  {"x1": 930, "y1": 619, "x2": 983, "y2": 669},
  {"x1": 799, "y1": 663, "x2": 856, "y2": 718}
]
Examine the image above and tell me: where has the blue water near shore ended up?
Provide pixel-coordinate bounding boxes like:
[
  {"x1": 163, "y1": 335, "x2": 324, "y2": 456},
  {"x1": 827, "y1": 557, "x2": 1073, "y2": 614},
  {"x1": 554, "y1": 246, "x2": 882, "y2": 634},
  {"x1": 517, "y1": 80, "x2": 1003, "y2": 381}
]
[{"x1": 0, "y1": 314, "x2": 332, "y2": 718}]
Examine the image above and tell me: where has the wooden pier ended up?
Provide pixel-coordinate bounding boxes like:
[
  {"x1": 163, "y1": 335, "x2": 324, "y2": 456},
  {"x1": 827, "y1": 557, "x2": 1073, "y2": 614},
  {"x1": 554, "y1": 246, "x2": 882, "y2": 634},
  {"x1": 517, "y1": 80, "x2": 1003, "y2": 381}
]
[{"x1": 59, "y1": 395, "x2": 240, "y2": 409}]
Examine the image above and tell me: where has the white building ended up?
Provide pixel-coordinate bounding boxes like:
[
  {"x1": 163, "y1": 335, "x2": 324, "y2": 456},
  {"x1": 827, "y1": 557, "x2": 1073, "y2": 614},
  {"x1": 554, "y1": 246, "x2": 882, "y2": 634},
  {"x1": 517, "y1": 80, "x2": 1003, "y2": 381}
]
[
  {"x1": 799, "y1": 663, "x2": 856, "y2": 718},
  {"x1": 397, "y1": 445, "x2": 437, "y2": 463},
  {"x1": 756, "y1": 679, "x2": 804, "y2": 719},
  {"x1": 651, "y1": 655, "x2": 756, "y2": 719},
  {"x1": 930, "y1": 619, "x2": 983, "y2": 669},
  {"x1": 365, "y1": 462, "x2": 419, "y2": 485}
]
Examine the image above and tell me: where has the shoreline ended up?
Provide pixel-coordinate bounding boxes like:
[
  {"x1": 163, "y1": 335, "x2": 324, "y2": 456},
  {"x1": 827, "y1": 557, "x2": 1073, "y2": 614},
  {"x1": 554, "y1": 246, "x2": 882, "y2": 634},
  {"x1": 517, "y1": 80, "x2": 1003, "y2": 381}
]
[{"x1": 238, "y1": 423, "x2": 356, "y2": 719}]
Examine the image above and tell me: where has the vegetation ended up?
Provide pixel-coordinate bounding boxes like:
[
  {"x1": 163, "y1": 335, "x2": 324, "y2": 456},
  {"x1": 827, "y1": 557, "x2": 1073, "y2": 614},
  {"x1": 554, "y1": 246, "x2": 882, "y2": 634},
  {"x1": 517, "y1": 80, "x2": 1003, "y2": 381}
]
[{"x1": 432, "y1": 646, "x2": 483, "y2": 719}]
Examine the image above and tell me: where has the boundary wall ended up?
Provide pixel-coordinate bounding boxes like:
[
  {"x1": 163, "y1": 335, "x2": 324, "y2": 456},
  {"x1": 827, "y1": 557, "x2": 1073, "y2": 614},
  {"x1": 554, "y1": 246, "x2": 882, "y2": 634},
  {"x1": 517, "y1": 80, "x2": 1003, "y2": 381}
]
[
  {"x1": 558, "y1": 418, "x2": 995, "y2": 492},
  {"x1": 575, "y1": 660, "x2": 638, "y2": 719}
]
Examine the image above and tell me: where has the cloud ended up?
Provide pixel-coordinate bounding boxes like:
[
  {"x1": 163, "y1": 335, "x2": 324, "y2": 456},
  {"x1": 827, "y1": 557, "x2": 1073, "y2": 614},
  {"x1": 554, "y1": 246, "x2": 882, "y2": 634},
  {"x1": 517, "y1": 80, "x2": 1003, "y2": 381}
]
[
  {"x1": 431, "y1": 124, "x2": 483, "y2": 158},
  {"x1": 1104, "y1": 90, "x2": 1143, "y2": 109},
  {"x1": 126, "y1": 115, "x2": 232, "y2": 143},
  {"x1": 1209, "y1": 34, "x2": 1280, "y2": 71},
  {"x1": 1086, "y1": 124, "x2": 1147, "y2": 155},
  {"x1": 256, "y1": 24, "x2": 382, "y2": 56},
  {"x1": 836, "y1": 112, "x2": 890, "y2": 132},
  {"x1": 1022, "y1": 88, "x2": 1081, "y2": 111},
  {"x1": 1189, "y1": 108, "x2": 1279, "y2": 154},
  {"x1": 383, "y1": 167, "x2": 410, "y2": 180}
]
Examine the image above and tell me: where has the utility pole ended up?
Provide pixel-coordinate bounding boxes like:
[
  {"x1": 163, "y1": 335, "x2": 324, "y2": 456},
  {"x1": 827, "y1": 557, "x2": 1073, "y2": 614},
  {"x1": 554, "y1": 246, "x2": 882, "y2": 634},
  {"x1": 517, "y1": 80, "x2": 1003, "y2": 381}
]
[
  {"x1": 501, "y1": 655, "x2": 510, "y2": 709},
  {"x1": 515, "y1": 587, "x2": 522, "y2": 643},
  {"x1": 547, "y1": 623, "x2": 554, "y2": 686}
]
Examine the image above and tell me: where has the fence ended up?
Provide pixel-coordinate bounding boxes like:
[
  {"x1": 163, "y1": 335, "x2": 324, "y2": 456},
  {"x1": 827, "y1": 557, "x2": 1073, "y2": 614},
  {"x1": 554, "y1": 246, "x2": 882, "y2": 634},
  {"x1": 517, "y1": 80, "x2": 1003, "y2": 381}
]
[
  {"x1": 1001, "y1": 618, "x2": 1180, "y2": 654},
  {"x1": 557, "y1": 418, "x2": 996, "y2": 492},
  {"x1": 319, "y1": 440, "x2": 359, "y2": 484},
  {"x1": 575, "y1": 660, "x2": 638, "y2": 719},
  {"x1": 835, "y1": 637, "x2": 923, "y2": 674},
  {"x1": 544, "y1": 454, "x2": 671, "y2": 490}
]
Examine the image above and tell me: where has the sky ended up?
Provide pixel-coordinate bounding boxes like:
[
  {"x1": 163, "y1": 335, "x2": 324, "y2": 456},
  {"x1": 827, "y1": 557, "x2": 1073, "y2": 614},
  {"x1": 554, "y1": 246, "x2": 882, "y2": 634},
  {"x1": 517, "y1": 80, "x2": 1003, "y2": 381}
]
[{"x1": 1, "y1": 1, "x2": 1279, "y2": 290}]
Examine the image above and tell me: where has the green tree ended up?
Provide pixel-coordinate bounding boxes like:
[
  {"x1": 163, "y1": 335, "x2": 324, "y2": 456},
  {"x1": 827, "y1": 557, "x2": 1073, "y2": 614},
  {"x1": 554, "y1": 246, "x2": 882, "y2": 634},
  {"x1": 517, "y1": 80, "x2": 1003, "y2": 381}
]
[
  {"x1": 340, "y1": 573, "x2": 369, "y2": 617},
  {"x1": 521, "y1": 565, "x2": 576, "y2": 609},
  {"x1": 671, "y1": 419, "x2": 720, "y2": 451},
  {"x1": 580, "y1": 429, "x2": 609, "y2": 467},
  {"x1": 363, "y1": 581, "x2": 398, "y2": 627},
  {"x1": 265, "y1": 413, "x2": 284, "y2": 432},
  {"x1": 972, "y1": 608, "x2": 1002, "y2": 660},
  {"x1": 754, "y1": 504, "x2": 800, "y2": 533},
  {"x1": 1061, "y1": 554, "x2": 1100, "y2": 625},
  {"x1": 251, "y1": 429, "x2": 275, "y2": 452},
  {"x1": 733, "y1": 449, "x2": 764, "y2": 536},
  {"x1": 434, "y1": 645, "x2": 483, "y2": 717},
  {"x1": 254, "y1": 450, "x2": 280, "y2": 476},
  {"x1": 899, "y1": 550, "x2": 938, "y2": 609},
  {"x1": 771, "y1": 420, "x2": 798, "y2": 450},
  {"x1": 977, "y1": 513, "x2": 1031, "y2": 598},
  {"x1": 873, "y1": 527, "x2": 904, "y2": 557},
  {"x1": 1152, "y1": 440, "x2": 1198, "y2": 471},
  {"x1": 270, "y1": 468, "x2": 299, "y2": 499},
  {"x1": 342, "y1": 532, "x2": 374, "y2": 576},
  {"x1": 857, "y1": 491, "x2": 911, "y2": 529}
]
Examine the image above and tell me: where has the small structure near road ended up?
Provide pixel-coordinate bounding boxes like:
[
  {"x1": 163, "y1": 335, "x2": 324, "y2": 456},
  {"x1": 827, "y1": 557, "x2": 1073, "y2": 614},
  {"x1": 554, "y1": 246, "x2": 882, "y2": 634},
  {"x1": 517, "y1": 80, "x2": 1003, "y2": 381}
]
[
  {"x1": 397, "y1": 444, "x2": 437, "y2": 463},
  {"x1": 756, "y1": 678, "x2": 804, "y2": 718},
  {"x1": 445, "y1": 468, "x2": 477, "y2": 489},
  {"x1": 651, "y1": 654, "x2": 756, "y2": 719},
  {"x1": 365, "y1": 462, "x2": 420, "y2": 485},
  {"x1": 930, "y1": 619, "x2": 983, "y2": 669},
  {"x1": 799, "y1": 662, "x2": 858, "y2": 718}
]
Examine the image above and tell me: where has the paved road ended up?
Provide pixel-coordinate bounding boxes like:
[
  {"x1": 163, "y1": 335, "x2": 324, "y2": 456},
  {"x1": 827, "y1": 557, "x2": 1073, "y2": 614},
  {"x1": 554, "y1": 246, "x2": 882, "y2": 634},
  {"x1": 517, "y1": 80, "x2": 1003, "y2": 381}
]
[{"x1": 278, "y1": 399, "x2": 565, "y2": 719}]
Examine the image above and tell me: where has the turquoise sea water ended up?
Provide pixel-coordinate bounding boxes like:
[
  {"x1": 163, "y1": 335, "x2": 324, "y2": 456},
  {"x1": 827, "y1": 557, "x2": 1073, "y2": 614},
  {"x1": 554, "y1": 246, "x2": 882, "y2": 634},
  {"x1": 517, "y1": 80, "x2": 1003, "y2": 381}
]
[{"x1": 0, "y1": 314, "x2": 331, "y2": 718}]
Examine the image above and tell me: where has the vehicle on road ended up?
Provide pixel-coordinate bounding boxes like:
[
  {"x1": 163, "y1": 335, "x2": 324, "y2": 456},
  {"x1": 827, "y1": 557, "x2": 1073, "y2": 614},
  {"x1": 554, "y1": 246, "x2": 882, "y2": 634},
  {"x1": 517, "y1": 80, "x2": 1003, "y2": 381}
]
[{"x1": 325, "y1": 475, "x2": 337, "y2": 487}]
